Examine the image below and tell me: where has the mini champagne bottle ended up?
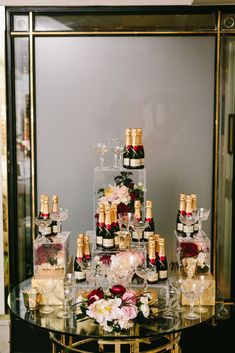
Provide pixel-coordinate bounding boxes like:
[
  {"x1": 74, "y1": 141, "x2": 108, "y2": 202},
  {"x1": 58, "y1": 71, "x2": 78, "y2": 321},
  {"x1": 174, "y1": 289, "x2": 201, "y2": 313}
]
[
  {"x1": 147, "y1": 238, "x2": 158, "y2": 284},
  {"x1": 74, "y1": 238, "x2": 86, "y2": 283},
  {"x1": 130, "y1": 128, "x2": 140, "y2": 169},
  {"x1": 123, "y1": 128, "x2": 132, "y2": 169},
  {"x1": 176, "y1": 193, "x2": 186, "y2": 236},
  {"x1": 137, "y1": 128, "x2": 145, "y2": 169},
  {"x1": 103, "y1": 204, "x2": 115, "y2": 249},
  {"x1": 42, "y1": 195, "x2": 52, "y2": 237},
  {"x1": 51, "y1": 194, "x2": 59, "y2": 236},
  {"x1": 143, "y1": 200, "x2": 155, "y2": 242},
  {"x1": 96, "y1": 204, "x2": 105, "y2": 248},
  {"x1": 157, "y1": 238, "x2": 168, "y2": 281}
]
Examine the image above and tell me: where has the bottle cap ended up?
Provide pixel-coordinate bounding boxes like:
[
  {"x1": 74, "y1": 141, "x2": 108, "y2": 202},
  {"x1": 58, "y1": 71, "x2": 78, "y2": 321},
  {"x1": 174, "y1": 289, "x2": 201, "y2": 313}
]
[
  {"x1": 179, "y1": 193, "x2": 186, "y2": 200},
  {"x1": 134, "y1": 200, "x2": 141, "y2": 207},
  {"x1": 125, "y1": 128, "x2": 131, "y2": 135}
]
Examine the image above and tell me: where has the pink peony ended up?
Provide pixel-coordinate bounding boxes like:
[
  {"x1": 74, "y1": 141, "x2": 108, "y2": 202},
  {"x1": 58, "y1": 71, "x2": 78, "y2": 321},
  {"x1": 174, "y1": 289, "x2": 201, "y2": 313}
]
[
  {"x1": 121, "y1": 305, "x2": 138, "y2": 320},
  {"x1": 122, "y1": 290, "x2": 138, "y2": 305}
]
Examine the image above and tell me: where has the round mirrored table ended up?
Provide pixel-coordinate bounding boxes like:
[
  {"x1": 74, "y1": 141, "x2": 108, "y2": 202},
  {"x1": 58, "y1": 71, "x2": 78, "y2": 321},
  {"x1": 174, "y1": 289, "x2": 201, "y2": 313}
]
[{"x1": 8, "y1": 278, "x2": 217, "y2": 353}]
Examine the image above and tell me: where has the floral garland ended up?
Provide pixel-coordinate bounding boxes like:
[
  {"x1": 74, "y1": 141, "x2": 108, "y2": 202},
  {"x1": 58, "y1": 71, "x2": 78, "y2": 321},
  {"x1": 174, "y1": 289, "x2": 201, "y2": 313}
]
[
  {"x1": 97, "y1": 171, "x2": 145, "y2": 214},
  {"x1": 76, "y1": 285, "x2": 151, "y2": 333}
]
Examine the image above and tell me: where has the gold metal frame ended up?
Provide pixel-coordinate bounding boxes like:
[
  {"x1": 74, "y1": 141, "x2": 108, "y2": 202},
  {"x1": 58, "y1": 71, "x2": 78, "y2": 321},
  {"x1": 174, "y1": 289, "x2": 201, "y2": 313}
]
[
  {"x1": 0, "y1": 5, "x2": 9, "y2": 314},
  {"x1": 3, "y1": 8, "x2": 231, "y2": 301},
  {"x1": 49, "y1": 332, "x2": 181, "y2": 353}
]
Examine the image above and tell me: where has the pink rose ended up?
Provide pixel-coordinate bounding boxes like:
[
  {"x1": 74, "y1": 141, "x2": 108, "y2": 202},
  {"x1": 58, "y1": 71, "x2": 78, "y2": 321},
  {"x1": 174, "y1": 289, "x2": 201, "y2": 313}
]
[
  {"x1": 122, "y1": 290, "x2": 138, "y2": 305},
  {"x1": 121, "y1": 305, "x2": 138, "y2": 320}
]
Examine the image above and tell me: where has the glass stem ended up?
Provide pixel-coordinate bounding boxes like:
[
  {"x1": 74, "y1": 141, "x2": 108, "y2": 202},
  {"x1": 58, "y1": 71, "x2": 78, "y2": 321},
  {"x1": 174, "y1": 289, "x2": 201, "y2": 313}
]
[
  {"x1": 100, "y1": 155, "x2": 104, "y2": 169},
  {"x1": 114, "y1": 154, "x2": 118, "y2": 168},
  {"x1": 189, "y1": 298, "x2": 194, "y2": 316}
]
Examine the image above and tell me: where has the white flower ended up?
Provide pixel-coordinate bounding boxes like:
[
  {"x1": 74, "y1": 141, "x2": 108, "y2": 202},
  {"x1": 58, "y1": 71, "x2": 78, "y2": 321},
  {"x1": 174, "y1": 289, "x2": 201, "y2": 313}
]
[
  {"x1": 140, "y1": 295, "x2": 149, "y2": 305},
  {"x1": 140, "y1": 303, "x2": 150, "y2": 318}
]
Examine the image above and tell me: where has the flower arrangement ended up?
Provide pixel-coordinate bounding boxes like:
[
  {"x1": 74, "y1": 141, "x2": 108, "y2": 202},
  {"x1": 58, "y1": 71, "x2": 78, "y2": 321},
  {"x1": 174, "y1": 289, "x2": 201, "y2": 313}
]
[
  {"x1": 179, "y1": 242, "x2": 210, "y2": 274},
  {"x1": 35, "y1": 243, "x2": 64, "y2": 270},
  {"x1": 97, "y1": 171, "x2": 145, "y2": 214},
  {"x1": 76, "y1": 285, "x2": 151, "y2": 333}
]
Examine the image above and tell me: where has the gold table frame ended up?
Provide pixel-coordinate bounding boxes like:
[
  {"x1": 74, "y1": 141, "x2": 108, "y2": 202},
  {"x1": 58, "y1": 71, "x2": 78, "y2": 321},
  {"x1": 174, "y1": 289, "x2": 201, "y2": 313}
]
[{"x1": 49, "y1": 331, "x2": 181, "y2": 353}]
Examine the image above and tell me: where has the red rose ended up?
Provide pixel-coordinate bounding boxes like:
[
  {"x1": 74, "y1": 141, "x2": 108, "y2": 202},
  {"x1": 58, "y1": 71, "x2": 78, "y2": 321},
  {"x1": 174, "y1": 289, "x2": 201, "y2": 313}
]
[
  {"x1": 87, "y1": 287, "x2": 104, "y2": 305},
  {"x1": 181, "y1": 243, "x2": 199, "y2": 258},
  {"x1": 110, "y1": 285, "x2": 126, "y2": 296},
  {"x1": 130, "y1": 192, "x2": 136, "y2": 200}
]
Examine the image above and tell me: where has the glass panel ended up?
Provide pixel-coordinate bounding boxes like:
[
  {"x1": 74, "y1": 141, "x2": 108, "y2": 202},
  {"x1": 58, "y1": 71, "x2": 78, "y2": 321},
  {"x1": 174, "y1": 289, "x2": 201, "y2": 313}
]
[
  {"x1": 14, "y1": 37, "x2": 33, "y2": 282},
  {"x1": 35, "y1": 36, "x2": 214, "y2": 260},
  {"x1": 13, "y1": 15, "x2": 29, "y2": 31},
  {"x1": 218, "y1": 36, "x2": 235, "y2": 299},
  {"x1": 34, "y1": 14, "x2": 216, "y2": 32}
]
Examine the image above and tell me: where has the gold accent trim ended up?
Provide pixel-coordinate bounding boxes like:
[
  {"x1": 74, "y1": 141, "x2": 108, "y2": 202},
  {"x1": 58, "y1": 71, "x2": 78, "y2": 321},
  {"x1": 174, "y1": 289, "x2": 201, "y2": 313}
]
[
  {"x1": 0, "y1": 5, "x2": 9, "y2": 313},
  {"x1": 10, "y1": 30, "x2": 217, "y2": 36},
  {"x1": 29, "y1": 12, "x2": 36, "y2": 239},
  {"x1": 213, "y1": 11, "x2": 221, "y2": 281}
]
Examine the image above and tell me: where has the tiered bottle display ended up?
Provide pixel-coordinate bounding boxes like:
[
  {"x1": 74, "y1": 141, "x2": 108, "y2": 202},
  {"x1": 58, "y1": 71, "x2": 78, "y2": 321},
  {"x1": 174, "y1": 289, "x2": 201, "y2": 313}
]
[{"x1": 37, "y1": 193, "x2": 63, "y2": 237}]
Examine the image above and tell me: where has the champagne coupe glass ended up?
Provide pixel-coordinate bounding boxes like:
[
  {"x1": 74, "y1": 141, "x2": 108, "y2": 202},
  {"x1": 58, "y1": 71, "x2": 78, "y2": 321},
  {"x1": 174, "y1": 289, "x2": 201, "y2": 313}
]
[
  {"x1": 135, "y1": 264, "x2": 151, "y2": 292},
  {"x1": 179, "y1": 212, "x2": 199, "y2": 238},
  {"x1": 50, "y1": 208, "x2": 68, "y2": 234},
  {"x1": 39, "y1": 280, "x2": 55, "y2": 314},
  {"x1": 168, "y1": 260, "x2": 185, "y2": 313},
  {"x1": 118, "y1": 212, "x2": 135, "y2": 233},
  {"x1": 196, "y1": 208, "x2": 211, "y2": 237},
  {"x1": 131, "y1": 220, "x2": 148, "y2": 248},
  {"x1": 180, "y1": 277, "x2": 204, "y2": 320},
  {"x1": 57, "y1": 273, "x2": 75, "y2": 319},
  {"x1": 34, "y1": 217, "x2": 52, "y2": 238},
  {"x1": 92, "y1": 139, "x2": 110, "y2": 169},
  {"x1": 110, "y1": 138, "x2": 124, "y2": 169},
  {"x1": 195, "y1": 273, "x2": 211, "y2": 314}
]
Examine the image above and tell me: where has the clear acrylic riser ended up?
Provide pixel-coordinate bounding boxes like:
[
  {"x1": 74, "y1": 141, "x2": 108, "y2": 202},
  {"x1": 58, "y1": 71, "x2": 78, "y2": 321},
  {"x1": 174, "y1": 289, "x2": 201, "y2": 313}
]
[
  {"x1": 33, "y1": 231, "x2": 70, "y2": 277},
  {"x1": 174, "y1": 230, "x2": 211, "y2": 274},
  {"x1": 93, "y1": 167, "x2": 146, "y2": 229}
]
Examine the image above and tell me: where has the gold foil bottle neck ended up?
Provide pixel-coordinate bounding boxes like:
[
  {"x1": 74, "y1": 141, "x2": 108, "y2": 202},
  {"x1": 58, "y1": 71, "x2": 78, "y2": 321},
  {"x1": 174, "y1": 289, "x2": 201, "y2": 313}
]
[
  {"x1": 98, "y1": 203, "x2": 105, "y2": 213},
  {"x1": 52, "y1": 194, "x2": 58, "y2": 202},
  {"x1": 179, "y1": 193, "x2": 186, "y2": 201},
  {"x1": 134, "y1": 200, "x2": 141, "y2": 208},
  {"x1": 40, "y1": 194, "x2": 45, "y2": 202},
  {"x1": 146, "y1": 200, "x2": 152, "y2": 208},
  {"x1": 125, "y1": 128, "x2": 132, "y2": 136}
]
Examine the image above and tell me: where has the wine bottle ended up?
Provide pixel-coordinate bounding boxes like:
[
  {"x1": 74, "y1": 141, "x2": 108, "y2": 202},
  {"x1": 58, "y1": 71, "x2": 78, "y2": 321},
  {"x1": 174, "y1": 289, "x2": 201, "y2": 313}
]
[
  {"x1": 74, "y1": 238, "x2": 86, "y2": 283},
  {"x1": 176, "y1": 193, "x2": 186, "y2": 236},
  {"x1": 137, "y1": 128, "x2": 145, "y2": 169},
  {"x1": 147, "y1": 238, "x2": 158, "y2": 284},
  {"x1": 183, "y1": 194, "x2": 194, "y2": 237},
  {"x1": 103, "y1": 204, "x2": 115, "y2": 249},
  {"x1": 157, "y1": 238, "x2": 168, "y2": 281},
  {"x1": 42, "y1": 195, "x2": 52, "y2": 237},
  {"x1": 51, "y1": 194, "x2": 59, "y2": 236},
  {"x1": 123, "y1": 128, "x2": 132, "y2": 169},
  {"x1": 130, "y1": 128, "x2": 140, "y2": 169},
  {"x1": 132, "y1": 200, "x2": 142, "y2": 242},
  {"x1": 143, "y1": 200, "x2": 155, "y2": 242},
  {"x1": 96, "y1": 204, "x2": 105, "y2": 248},
  {"x1": 191, "y1": 193, "x2": 199, "y2": 235}
]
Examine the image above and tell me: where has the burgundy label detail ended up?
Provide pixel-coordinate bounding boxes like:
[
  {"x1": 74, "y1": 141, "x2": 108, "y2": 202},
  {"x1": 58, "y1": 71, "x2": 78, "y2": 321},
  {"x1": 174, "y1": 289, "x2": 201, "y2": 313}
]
[
  {"x1": 106, "y1": 224, "x2": 111, "y2": 230},
  {"x1": 133, "y1": 146, "x2": 138, "y2": 150},
  {"x1": 160, "y1": 256, "x2": 165, "y2": 261},
  {"x1": 42, "y1": 213, "x2": 49, "y2": 218},
  {"x1": 99, "y1": 222, "x2": 105, "y2": 227},
  {"x1": 146, "y1": 218, "x2": 151, "y2": 222},
  {"x1": 150, "y1": 259, "x2": 156, "y2": 264},
  {"x1": 180, "y1": 210, "x2": 186, "y2": 215}
]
